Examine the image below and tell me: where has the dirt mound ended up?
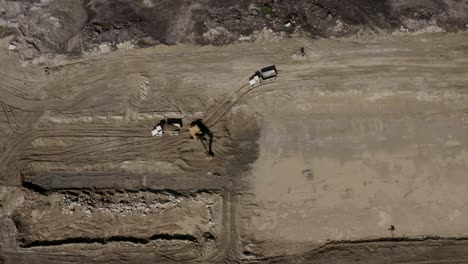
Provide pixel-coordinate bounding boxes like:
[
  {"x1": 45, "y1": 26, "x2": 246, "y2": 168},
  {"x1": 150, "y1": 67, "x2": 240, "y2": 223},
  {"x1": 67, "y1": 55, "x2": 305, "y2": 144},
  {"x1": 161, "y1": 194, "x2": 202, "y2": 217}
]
[
  {"x1": 13, "y1": 189, "x2": 219, "y2": 246},
  {"x1": 2, "y1": 0, "x2": 468, "y2": 59},
  {"x1": 2, "y1": 0, "x2": 87, "y2": 60}
]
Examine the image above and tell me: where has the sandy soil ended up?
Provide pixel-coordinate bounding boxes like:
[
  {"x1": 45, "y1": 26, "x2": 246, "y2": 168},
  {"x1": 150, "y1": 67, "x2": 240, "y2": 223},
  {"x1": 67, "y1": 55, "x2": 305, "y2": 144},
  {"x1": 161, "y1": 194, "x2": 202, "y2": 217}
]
[
  {"x1": 240, "y1": 33, "x2": 468, "y2": 256},
  {"x1": 2, "y1": 31, "x2": 468, "y2": 263},
  {"x1": 238, "y1": 33, "x2": 468, "y2": 259}
]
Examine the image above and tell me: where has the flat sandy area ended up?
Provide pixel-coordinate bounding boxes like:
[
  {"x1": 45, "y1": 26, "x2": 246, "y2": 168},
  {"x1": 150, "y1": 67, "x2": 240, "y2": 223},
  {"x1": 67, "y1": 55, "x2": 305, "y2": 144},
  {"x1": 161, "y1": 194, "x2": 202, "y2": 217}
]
[{"x1": 2, "y1": 32, "x2": 468, "y2": 263}]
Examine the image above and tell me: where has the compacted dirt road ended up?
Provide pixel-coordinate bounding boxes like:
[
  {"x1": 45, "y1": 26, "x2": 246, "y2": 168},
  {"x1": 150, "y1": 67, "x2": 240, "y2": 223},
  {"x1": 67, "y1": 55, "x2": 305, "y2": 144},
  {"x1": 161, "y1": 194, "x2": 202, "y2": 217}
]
[{"x1": 2, "y1": 31, "x2": 468, "y2": 263}]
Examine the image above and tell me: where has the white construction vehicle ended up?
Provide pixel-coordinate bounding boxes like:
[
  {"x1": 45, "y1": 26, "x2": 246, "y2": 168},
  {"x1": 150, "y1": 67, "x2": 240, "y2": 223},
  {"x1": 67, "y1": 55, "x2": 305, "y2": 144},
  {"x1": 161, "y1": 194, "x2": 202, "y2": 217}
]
[
  {"x1": 151, "y1": 125, "x2": 164, "y2": 137},
  {"x1": 151, "y1": 118, "x2": 182, "y2": 137},
  {"x1": 249, "y1": 65, "x2": 278, "y2": 86}
]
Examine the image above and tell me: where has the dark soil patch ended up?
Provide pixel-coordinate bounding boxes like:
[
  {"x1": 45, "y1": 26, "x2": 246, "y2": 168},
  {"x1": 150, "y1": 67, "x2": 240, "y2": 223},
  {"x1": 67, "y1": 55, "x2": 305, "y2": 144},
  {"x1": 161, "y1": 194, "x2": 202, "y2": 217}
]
[
  {"x1": 4, "y1": 0, "x2": 468, "y2": 58},
  {"x1": 0, "y1": 26, "x2": 13, "y2": 38}
]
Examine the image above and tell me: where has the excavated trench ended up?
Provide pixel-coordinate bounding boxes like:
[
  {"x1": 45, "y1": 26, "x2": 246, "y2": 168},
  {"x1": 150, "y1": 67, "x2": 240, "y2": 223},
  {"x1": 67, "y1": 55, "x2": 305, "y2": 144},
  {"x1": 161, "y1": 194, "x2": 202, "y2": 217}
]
[
  {"x1": 12, "y1": 188, "x2": 220, "y2": 249},
  {"x1": 19, "y1": 234, "x2": 198, "y2": 248}
]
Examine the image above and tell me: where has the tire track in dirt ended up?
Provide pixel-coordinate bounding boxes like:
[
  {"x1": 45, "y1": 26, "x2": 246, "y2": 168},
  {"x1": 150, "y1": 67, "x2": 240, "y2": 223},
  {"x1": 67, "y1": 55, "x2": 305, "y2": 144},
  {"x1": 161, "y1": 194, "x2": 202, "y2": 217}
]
[
  {"x1": 0, "y1": 44, "x2": 320, "y2": 261},
  {"x1": 46, "y1": 48, "x2": 284, "y2": 70},
  {"x1": 23, "y1": 130, "x2": 184, "y2": 164}
]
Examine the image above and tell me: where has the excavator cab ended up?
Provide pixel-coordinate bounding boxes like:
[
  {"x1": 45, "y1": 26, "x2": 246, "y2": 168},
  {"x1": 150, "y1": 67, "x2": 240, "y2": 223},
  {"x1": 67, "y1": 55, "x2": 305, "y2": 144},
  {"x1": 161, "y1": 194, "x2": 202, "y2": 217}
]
[{"x1": 190, "y1": 120, "x2": 214, "y2": 157}]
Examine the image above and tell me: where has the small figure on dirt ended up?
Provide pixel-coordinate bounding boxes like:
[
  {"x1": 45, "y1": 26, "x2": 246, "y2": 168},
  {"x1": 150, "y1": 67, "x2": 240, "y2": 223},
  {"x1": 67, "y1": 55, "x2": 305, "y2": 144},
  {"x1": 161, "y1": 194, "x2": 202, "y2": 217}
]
[
  {"x1": 300, "y1": 47, "x2": 305, "y2": 57},
  {"x1": 388, "y1": 225, "x2": 395, "y2": 237}
]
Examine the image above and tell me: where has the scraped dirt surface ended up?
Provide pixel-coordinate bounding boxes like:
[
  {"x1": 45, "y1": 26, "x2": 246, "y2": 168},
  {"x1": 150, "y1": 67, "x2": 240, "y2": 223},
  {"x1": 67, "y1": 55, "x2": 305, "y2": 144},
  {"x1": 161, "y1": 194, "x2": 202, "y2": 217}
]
[{"x1": 3, "y1": 2, "x2": 468, "y2": 263}]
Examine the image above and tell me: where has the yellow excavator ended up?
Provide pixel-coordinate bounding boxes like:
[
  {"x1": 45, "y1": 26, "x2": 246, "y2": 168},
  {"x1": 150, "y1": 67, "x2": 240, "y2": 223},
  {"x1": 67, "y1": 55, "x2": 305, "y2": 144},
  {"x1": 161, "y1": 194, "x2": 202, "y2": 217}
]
[{"x1": 189, "y1": 120, "x2": 214, "y2": 157}]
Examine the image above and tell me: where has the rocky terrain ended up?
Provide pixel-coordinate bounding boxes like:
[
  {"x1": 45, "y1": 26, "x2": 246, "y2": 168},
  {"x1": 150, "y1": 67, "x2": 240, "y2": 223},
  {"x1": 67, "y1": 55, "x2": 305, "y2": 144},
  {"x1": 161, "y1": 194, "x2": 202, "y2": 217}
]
[{"x1": 1, "y1": 0, "x2": 468, "y2": 59}]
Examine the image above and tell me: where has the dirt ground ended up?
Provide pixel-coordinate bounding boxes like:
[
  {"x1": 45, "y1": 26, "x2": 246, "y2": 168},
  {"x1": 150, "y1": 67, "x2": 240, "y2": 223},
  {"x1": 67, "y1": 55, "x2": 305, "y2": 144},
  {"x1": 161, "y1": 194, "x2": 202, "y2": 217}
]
[
  {"x1": 239, "y1": 34, "x2": 468, "y2": 259},
  {"x1": 2, "y1": 28, "x2": 468, "y2": 263}
]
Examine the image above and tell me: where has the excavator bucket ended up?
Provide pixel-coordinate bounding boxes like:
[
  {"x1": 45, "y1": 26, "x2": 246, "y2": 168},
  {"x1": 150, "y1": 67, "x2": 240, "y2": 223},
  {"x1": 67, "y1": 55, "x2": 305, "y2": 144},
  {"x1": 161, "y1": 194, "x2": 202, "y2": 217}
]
[{"x1": 189, "y1": 125, "x2": 202, "y2": 140}]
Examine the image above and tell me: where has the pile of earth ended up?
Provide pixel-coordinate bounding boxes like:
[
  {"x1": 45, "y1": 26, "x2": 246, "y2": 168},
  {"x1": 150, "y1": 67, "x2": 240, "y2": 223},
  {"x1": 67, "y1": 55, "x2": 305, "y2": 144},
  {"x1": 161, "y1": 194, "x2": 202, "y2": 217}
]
[{"x1": 1, "y1": 0, "x2": 468, "y2": 59}]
